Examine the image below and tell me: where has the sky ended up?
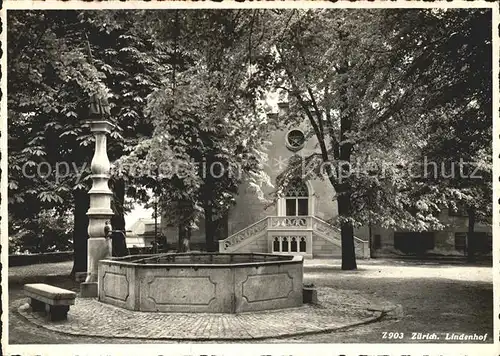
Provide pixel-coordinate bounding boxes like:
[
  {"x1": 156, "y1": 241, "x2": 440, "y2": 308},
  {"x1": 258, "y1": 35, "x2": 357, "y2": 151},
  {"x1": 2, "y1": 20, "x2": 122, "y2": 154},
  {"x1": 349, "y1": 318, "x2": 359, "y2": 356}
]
[{"x1": 125, "y1": 204, "x2": 153, "y2": 230}]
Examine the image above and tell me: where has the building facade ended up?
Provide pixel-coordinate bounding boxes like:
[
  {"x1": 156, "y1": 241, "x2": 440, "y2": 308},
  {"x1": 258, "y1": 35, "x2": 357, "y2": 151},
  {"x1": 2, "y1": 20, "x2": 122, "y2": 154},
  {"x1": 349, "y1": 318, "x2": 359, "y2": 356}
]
[
  {"x1": 153, "y1": 113, "x2": 491, "y2": 259},
  {"x1": 355, "y1": 209, "x2": 492, "y2": 258}
]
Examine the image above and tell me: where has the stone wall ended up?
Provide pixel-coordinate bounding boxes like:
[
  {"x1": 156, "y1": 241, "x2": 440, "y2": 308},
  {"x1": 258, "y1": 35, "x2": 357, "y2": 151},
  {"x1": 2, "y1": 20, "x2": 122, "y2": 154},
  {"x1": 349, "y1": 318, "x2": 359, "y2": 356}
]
[
  {"x1": 357, "y1": 208, "x2": 492, "y2": 257},
  {"x1": 9, "y1": 251, "x2": 74, "y2": 267},
  {"x1": 98, "y1": 255, "x2": 304, "y2": 313},
  {"x1": 312, "y1": 234, "x2": 342, "y2": 257},
  {"x1": 239, "y1": 233, "x2": 268, "y2": 253}
]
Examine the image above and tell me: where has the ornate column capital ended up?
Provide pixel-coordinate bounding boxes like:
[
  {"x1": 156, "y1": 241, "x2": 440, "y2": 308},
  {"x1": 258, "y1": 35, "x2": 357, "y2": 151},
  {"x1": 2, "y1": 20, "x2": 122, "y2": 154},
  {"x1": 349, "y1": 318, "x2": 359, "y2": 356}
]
[{"x1": 84, "y1": 120, "x2": 115, "y2": 134}]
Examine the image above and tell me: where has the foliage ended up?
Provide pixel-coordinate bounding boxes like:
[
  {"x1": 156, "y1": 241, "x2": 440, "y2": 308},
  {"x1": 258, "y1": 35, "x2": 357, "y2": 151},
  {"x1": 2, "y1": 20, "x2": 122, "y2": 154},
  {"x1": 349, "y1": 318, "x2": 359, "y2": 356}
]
[
  {"x1": 412, "y1": 9, "x2": 492, "y2": 225},
  {"x1": 8, "y1": 9, "x2": 492, "y2": 265},
  {"x1": 7, "y1": 10, "x2": 167, "y2": 255},
  {"x1": 259, "y1": 8, "x2": 492, "y2": 268},
  {"x1": 115, "y1": 11, "x2": 276, "y2": 249},
  {"x1": 9, "y1": 210, "x2": 74, "y2": 254}
]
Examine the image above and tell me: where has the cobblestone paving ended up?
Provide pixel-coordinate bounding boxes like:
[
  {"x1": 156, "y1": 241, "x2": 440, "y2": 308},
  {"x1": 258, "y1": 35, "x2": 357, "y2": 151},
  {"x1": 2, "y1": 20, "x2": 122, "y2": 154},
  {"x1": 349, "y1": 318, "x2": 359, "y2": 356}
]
[
  {"x1": 16, "y1": 288, "x2": 392, "y2": 340},
  {"x1": 9, "y1": 259, "x2": 491, "y2": 344}
]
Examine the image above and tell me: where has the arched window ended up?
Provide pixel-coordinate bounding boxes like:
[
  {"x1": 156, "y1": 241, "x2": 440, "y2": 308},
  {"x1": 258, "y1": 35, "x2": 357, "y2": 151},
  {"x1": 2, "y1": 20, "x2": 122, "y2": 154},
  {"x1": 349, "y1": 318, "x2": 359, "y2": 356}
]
[
  {"x1": 281, "y1": 237, "x2": 289, "y2": 251},
  {"x1": 284, "y1": 178, "x2": 309, "y2": 216},
  {"x1": 299, "y1": 237, "x2": 307, "y2": 252},
  {"x1": 273, "y1": 237, "x2": 280, "y2": 252}
]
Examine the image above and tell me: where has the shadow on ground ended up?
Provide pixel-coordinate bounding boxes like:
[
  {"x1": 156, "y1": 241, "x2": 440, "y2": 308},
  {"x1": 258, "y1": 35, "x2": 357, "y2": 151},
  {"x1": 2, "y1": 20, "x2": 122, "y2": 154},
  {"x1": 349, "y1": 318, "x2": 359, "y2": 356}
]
[{"x1": 8, "y1": 260, "x2": 493, "y2": 344}]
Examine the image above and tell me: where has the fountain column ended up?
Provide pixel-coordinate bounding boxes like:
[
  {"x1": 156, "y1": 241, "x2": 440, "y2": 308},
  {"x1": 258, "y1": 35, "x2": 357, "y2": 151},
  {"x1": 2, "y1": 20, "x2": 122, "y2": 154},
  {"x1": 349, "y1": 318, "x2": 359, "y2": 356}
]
[{"x1": 81, "y1": 94, "x2": 114, "y2": 297}]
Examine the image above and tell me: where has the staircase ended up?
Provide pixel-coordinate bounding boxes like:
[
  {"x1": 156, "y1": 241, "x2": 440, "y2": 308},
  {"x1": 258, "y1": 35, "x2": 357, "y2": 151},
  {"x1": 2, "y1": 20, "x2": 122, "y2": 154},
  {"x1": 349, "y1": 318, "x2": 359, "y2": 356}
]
[{"x1": 218, "y1": 216, "x2": 370, "y2": 259}]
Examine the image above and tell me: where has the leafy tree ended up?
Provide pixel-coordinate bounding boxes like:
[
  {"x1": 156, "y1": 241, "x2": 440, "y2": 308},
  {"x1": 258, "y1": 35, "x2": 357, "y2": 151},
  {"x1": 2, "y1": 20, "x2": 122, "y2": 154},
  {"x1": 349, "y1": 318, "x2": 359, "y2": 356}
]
[
  {"x1": 9, "y1": 9, "x2": 490, "y2": 272},
  {"x1": 8, "y1": 10, "x2": 168, "y2": 272},
  {"x1": 9, "y1": 210, "x2": 73, "y2": 254},
  {"x1": 259, "y1": 8, "x2": 491, "y2": 269},
  {"x1": 408, "y1": 9, "x2": 492, "y2": 260},
  {"x1": 8, "y1": 10, "x2": 102, "y2": 269},
  {"x1": 117, "y1": 10, "x2": 275, "y2": 251}
]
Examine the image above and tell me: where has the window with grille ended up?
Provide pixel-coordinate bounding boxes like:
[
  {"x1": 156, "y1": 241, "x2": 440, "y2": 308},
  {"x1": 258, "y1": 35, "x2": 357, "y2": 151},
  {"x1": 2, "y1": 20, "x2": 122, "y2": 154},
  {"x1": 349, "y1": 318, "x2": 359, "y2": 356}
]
[
  {"x1": 272, "y1": 235, "x2": 307, "y2": 253},
  {"x1": 284, "y1": 179, "x2": 309, "y2": 216}
]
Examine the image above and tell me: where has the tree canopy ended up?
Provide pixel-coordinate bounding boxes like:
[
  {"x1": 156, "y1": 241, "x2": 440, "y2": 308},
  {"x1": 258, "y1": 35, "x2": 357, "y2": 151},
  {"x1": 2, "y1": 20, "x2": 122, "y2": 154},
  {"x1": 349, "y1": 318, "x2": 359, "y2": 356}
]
[{"x1": 8, "y1": 8, "x2": 492, "y2": 270}]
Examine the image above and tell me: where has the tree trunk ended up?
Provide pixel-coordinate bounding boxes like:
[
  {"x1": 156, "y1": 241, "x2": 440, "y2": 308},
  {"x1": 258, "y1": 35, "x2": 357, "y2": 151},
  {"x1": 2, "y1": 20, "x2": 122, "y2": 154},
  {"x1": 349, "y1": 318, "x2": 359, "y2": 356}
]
[
  {"x1": 178, "y1": 224, "x2": 191, "y2": 252},
  {"x1": 466, "y1": 207, "x2": 476, "y2": 262},
  {"x1": 111, "y1": 178, "x2": 126, "y2": 231},
  {"x1": 34, "y1": 213, "x2": 42, "y2": 254},
  {"x1": 178, "y1": 200, "x2": 192, "y2": 252},
  {"x1": 204, "y1": 200, "x2": 216, "y2": 252},
  {"x1": 70, "y1": 189, "x2": 89, "y2": 276},
  {"x1": 368, "y1": 221, "x2": 374, "y2": 258},
  {"x1": 337, "y1": 191, "x2": 357, "y2": 270},
  {"x1": 337, "y1": 84, "x2": 356, "y2": 270},
  {"x1": 214, "y1": 211, "x2": 229, "y2": 250}
]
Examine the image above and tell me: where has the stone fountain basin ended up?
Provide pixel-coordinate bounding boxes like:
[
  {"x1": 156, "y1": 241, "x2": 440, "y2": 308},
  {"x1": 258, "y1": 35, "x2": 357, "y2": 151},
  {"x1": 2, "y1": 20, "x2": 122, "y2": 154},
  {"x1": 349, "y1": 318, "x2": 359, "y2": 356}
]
[{"x1": 98, "y1": 252, "x2": 303, "y2": 313}]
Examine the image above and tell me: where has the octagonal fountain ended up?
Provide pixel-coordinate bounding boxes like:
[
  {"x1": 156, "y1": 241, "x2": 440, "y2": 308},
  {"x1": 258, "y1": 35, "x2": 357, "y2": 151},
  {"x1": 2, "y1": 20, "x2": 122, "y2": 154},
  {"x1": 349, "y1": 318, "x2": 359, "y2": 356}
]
[{"x1": 98, "y1": 253, "x2": 303, "y2": 313}]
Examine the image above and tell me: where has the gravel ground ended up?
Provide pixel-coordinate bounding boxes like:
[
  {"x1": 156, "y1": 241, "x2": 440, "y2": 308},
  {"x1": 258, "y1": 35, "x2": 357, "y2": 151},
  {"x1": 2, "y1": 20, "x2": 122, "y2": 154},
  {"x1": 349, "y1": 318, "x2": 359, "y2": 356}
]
[{"x1": 7, "y1": 259, "x2": 493, "y2": 344}]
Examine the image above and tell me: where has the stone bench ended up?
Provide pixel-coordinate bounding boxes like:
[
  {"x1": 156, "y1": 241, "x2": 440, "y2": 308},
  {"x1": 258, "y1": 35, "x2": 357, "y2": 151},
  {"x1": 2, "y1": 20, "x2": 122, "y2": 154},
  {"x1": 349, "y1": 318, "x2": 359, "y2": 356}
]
[{"x1": 24, "y1": 283, "x2": 76, "y2": 321}]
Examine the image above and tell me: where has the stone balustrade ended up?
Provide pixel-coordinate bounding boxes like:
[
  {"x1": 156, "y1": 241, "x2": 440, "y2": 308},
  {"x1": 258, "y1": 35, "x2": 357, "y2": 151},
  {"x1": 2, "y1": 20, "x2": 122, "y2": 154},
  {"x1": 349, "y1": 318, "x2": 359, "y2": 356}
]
[
  {"x1": 218, "y1": 215, "x2": 370, "y2": 258},
  {"x1": 268, "y1": 216, "x2": 311, "y2": 229},
  {"x1": 219, "y1": 218, "x2": 268, "y2": 252}
]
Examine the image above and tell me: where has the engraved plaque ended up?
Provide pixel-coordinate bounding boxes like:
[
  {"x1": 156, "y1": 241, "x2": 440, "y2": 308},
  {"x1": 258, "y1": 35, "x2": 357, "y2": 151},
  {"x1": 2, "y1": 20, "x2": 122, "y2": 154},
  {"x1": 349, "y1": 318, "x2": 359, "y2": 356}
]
[
  {"x1": 102, "y1": 272, "x2": 129, "y2": 302},
  {"x1": 147, "y1": 276, "x2": 216, "y2": 305},
  {"x1": 242, "y1": 273, "x2": 293, "y2": 302}
]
